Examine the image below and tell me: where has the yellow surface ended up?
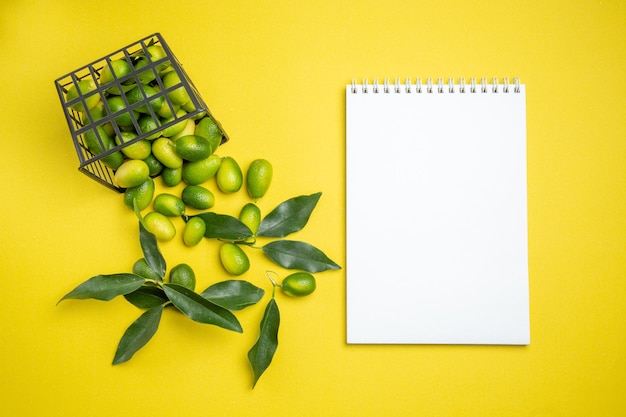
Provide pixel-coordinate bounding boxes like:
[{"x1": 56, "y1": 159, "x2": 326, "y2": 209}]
[{"x1": 1, "y1": 0, "x2": 624, "y2": 415}]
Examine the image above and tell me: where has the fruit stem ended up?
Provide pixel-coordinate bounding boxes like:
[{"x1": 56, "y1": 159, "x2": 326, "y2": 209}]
[{"x1": 265, "y1": 270, "x2": 281, "y2": 288}]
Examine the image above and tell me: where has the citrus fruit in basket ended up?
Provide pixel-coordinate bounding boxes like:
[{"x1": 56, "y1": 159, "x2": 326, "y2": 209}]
[
  {"x1": 98, "y1": 59, "x2": 132, "y2": 94},
  {"x1": 246, "y1": 159, "x2": 273, "y2": 199},
  {"x1": 115, "y1": 159, "x2": 150, "y2": 188},
  {"x1": 219, "y1": 243, "x2": 250, "y2": 276},
  {"x1": 169, "y1": 263, "x2": 196, "y2": 291},
  {"x1": 162, "y1": 70, "x2": 191, "y2": 106},
  {"x1": 281, "y1": 272, "x2": 316, "y2": 297},
  {"x1": 137, "y1": 115, "x2": 161, "y2": 140},
  {"x1": 66, "y1": 79, "x2": 100, "y2": 113},
  {"x1": 182, "y1": 217, "x2": 206, "y2": 247},
  {"x1": 143, "y1": 45, "x2": 170, "y2": 72},
  {"x1": 83, "y1": 125, "x2": 124, "y2": 170},
  {"x1": 161, "y1": 109, "x2": 188, "y2": 137},
  {"x1": 115, "y1": 131, "x2": 152, "y2": 160},
  {"x1": 157, "y1": 99, "x2": 179, "y2": 119},
  {"x1": 132, "y1": 58, "x2": 157, "y2": 85},
  {"x1": 80, "y1": 100, "x2": 106, "y2": 126},
  {"x1": 216, "y1": 157, "x2": 243, "y2": 193},
  {"x1": 106, "y1": 95, "x2": 138, "y2": 128},
  {"x1": 126, "y1": 84, "x2": 164, "y2": 114},
  {"x1": 170, "y1": 118, "x2": 196, "y2": 140}
]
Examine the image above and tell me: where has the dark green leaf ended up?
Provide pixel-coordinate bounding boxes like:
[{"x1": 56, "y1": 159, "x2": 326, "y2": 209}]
[
  {"x1": 200, "y1": 280, "x2": 265, "y2": 311},
  {"x1": 248, "y1": 298, "x2": 280, "y2": 388},
  {"x1": 192, "y1": 212, "x2": 253, "y2": 241},
  {"x1": 124, "y1": 285, "x2": 169, "y2": 309},
  {"x1": 162, "y1": 284, "x2": 243, "y2": 332},
  {"x1": 58, "y1": 274, "x2": 145, "y2": 304},
  {"x1": 113, "y1": 304, "x2": 163, "y2": 365},
  {"x1": 257, "y1": 192, "x2": 322, "y2": 238},
  {"x1": 262, "y1": 240, "x2": 341, "y2": 272},
  {"x1": 139, "y1": 221, "x2": 166, "y2": 279}
]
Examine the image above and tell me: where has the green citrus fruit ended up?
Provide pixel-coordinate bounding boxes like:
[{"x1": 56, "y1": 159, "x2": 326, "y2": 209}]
[
  {"x1": 162, "y1": 70, "x2": 191, "y2": 106},
  {"x1": 161, "y1": 166, "x2": 183, "y2": 187},
  {"x1": 181, "y1": 154, "x2": 222, "y2": 185},
  {"x1": 80, "y1": 100, "x2": 106, "y2": 126},
  {"x1": 115, "y1": 159, "x2": 150, "y2": 188},
  {"x1": 115, "y1": 131, "x2": 152, "y2": 160},
  {"x1": 151, "y1": 137, "x2": 183, "y2": 169},
  {"x1": 170, "y1": 118, "x2": 196, "y2": 140},
  {"x1": 137, "y1": 115, "x2": 161, "y2": 140},
  {"x1": 123, "y1": 177, "x2": 155, "y2": 210},
  {"x1": 219, "y1": 243, "x2": 250, "y2": 276},
  {"x1": 246, "y1": 159, "x2": 273, "y2": 199},
  {"x1": 181, "y1": 185, "x2": 215, "y2": 210},
  {"x1": 281, "y1": 272, "x2": 316, "y2": 297},
  {"x1": 157, "y1": 99, "x2": 179, "y2": 119},
  {"x1": 143, "y1": 153, "x2": 164, "y2": 176},
  {"x1": 175, "y1": 135, "x2": 213, "y2": 162},
  {"x1": 143, "y1": 212, "x2": 176, "y2": 242},
  {"x1": 181, "y1": 99, "x2": 198, "y2": 113},
  {"x1": 183, "y1": 217, "x2": 206, "y2": 247},
  {"x1": 132, "y1": 58, "x2": 157, "y2": 85},
  {"x1": 160, "y1": 109, "x2": 188, "y2": 137},
  {"x1": 126, "y1": 84, "x2": 164, "y2": 114},
  {"x1": 144, "y1": 45, "x2": 170, "y2": 72},
  {"x1": 194, "y1": 116, "x2": 223, "y2": 152},
  {"x1": 216, "y1": 156, "x2": 243, "y2": 193},
  {"x1": 132, "y1": 257, "x2": 161, "y2": 280},
  {"x1": 153, "y1": 193, "x2": 185, "y2": 217},
  {"x1": 106, "y1": 95, "x2": 138, "y2": 128},
  {"x1": 169, "y1": 263, "x2": 196, "y2": 291},
  {"x1": 239, "y1": 203, "x2": 261, "y2": 235},
  {"x1": 82, "y1": 125, "x2": 124, "y2": 170},
  {"x1": 66, "y1": 79, "x2": 100, "y2": 113},
  {"x1": 99, "y1": 59, "x2": 132, "y2": 93},
  {"x1": 192, "y1": 110, "x2": 207, "y2": 120}
]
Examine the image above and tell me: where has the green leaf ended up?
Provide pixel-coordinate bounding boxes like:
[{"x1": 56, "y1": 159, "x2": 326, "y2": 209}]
[
  {"x1": 139, "y1": 221, "x2": 166, "y2": 279},
  {"x1": 248, "y1": 298, "x2": 280, "y2": 388},
  {"x1": 124, "y1": 285, "x2": 169, "y2": 309},
  {"x1": 113, "y1": 304, "x2": 163, "y2": 365},
  {"x1": 162, "y1": 284, "x2": 243, "y2": 332},
  {"x1": 257, "y1": 192, "x2": 322, "y2": 238},
  {"x1": 262, "y1": 240, "x2": 341, "y2": 272},
  {"x1": 192, "y1": 212, "x2": 253, "y2": 241},
  {"x1": 200, "y1": 280, "x2": 265, "y2": 311},
  {"x1": 58, "y1": 273, "x2": 145, "y2": 304}
]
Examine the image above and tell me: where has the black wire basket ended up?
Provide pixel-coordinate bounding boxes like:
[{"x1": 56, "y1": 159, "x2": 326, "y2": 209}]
[{"x1": 54, "y1": 33, "x2": 228, "y2": 192}]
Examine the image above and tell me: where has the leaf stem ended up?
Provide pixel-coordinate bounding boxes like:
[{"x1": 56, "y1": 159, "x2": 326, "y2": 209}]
[{"x1": 216, "y1": 236, "x2": 257, "y2": 246}]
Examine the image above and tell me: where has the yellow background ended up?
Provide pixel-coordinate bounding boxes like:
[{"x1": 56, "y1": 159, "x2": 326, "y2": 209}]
[{"x1": 1, "y1": 0, "x2": 624, "y2": 415}]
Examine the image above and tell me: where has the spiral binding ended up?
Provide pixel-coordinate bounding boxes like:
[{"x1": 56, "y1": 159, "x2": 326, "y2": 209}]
[{"x1": 350, "y1": 77, "x2": 521, "y2": 94}]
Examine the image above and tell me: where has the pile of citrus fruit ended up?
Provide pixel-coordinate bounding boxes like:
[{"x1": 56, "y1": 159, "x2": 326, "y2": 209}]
[
  {"x1": 58, "y1": 38, "x2": 340, "y2": 388},
  {"x1": 64, "y1": 43, "x2": 227, "y2": 194}
]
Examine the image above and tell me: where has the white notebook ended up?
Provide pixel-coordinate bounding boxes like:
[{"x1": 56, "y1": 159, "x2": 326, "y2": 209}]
[{"x1": 346, "y1": 78, "x2": 529, "y2": 345}]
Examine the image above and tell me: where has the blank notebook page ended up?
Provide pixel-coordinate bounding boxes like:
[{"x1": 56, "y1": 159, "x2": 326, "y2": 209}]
[{"x1": 346, "y1": 79, "x2": 529, "y2": 345}]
